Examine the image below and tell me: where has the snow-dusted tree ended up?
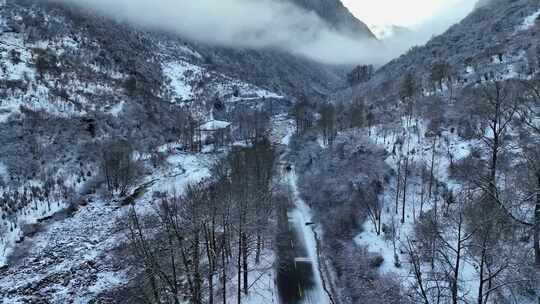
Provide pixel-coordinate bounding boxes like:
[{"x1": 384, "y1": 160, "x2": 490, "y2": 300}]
[
  {"x1": 291, "y1": 98, "x2": 314, "y2": 134},
  {"x1": 100, "y1": 139, "x2": 137, "y2": 196},
  {"x1": 318, "y1": 102, "x2": 337, "y2": 145},
  {"x1": 399, "y1": 71, "x2": 419, "y2": 124},
  {"x1": 429, "y1": 61, "x2": 454, "y2": 93},
  {"x1": 517, "y1": 79, "x2": 540, "y2": 303}
]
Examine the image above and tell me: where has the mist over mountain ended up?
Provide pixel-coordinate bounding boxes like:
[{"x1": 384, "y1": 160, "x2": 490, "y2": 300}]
[
  {"x1": 288, "y1": 0, "x2": 376, "y2": 39},
  {"x1": 370, "y1": 25, "x2": 412, "y2": 40},
  {"x1": 48, "y1": 0, "x2": 383, "y2": 65},
  {"x1": 0, "y1": 0, "x2": 539, "y2": 303}
]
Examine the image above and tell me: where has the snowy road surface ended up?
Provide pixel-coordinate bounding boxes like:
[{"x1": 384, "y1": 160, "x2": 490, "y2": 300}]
[
  {"x1": 276, "y1": 163, "x2": 329, "y2": 304},
  {"x1": 276, "y1": 205, "x2": 318, "y2": 304}
]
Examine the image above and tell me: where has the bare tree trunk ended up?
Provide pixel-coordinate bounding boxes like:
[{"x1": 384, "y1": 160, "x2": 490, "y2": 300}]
[
  {"x1": 451, "y1": 215, "x2": 463, "y2": 304},
  {"x1": 204, "y1": 225, "x2": 214, "y2": 304},
  {"x1": 242, "y1": 233, "x2": 249, "y2": 295},
  {"x1": 377, "y1": 202, "x2": 382, "y2": 236},
  {"x1": 490, "y1": 124, "x2": 499, "y2": 198},
  {"x1": 402, "y1": 155, "x2": 409, "y2": 224},
  {"x1": 407, "y1": 240, "x2": 430, "y2": 304},
  {"x1": 420, "y1": 169, "x2": 425, "y2": 215},
  {"x1": 535, "y1": 170, "x2": 540, "y2": 267},
  {"x1": 169, "y1": 235, "x2": 180, "y2": 304},
  {"x1": 477, "y1": 238, "x2": 487, "y2": 304},
  {"x1": 222, "y1": 239, "x2": 227, "y2": 304},
  {"x1": 395, "y1": 158, "x2": 402, "y2": 214},
  {"x1": 255, "y1": 234, "x2": 262, "y2": 264},
  {"x1": 237, "y1": 234, "x2": 242, "y2": 304},
  {"x1": 429, "y1": 138, "x2": 436, "y2": 198},
  {"x1": 193, "y1": 233, "x2": 202, "y2": 304}
]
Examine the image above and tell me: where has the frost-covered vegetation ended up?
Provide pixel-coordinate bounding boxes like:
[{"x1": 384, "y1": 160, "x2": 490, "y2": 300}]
[{"x1": 1, "y1": 0, "x2": 539, "y2": 303}]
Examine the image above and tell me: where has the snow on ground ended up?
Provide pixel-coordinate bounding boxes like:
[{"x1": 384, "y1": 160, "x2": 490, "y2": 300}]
[
  {"x1": 0, "y1": 150, "x2": 215, "y2": 302},
  {"x1": 226, "y1": 250, "x2": 279, "y2": 304},
  {"x1": 355, "y1": 117, "x2": 479, "y2": 298},
  {"x1": 163, "y1": 60, "x2": 202, "y2": 102},
  {"x1": 0, "y1": 197, "x2": 130, "y2": 303},
  {"x1": 163, "y1": 59, "x2": 283, "y2": 106},
  {"x1": 0, "y1": 31, "x2": 125, "y2": 122},
  {"x1": 518, "y1": 9, "x2": 540, "y2": 31},
  {"x1": 288, "y1": 167, "x2": 329, "y2": 304},
  {"x1": 148, "y1": 152, "x2": 213, "y2": 195},
  {"x1": 106, "y1": 100, "x2": 125, "y2": 117},
  {"x1": 178, "y1": 45, "x2": 203, "y2": 60},
  {"x1": 0, "y1": 161, "x2": 7, "y2": 183},
  {"x1": 270, "y1": 114, "x2": 295, "y2": 146},
  {"x1": 0, "y1": 185, "x2": 69, "y2": 267}
]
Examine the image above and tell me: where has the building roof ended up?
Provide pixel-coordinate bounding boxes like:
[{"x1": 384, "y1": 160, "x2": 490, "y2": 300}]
[{"x1": 199, "y1": 120, "x2": 231, "y2": 131}]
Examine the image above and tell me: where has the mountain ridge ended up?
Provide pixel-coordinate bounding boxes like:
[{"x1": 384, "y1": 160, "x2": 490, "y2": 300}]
[{"x1": 286, "y1": 0, "x2": 376, "y2": 39}]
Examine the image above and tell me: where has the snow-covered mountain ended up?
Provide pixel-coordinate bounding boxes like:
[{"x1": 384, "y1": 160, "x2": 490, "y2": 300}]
[
  {"x1": 317, "y1": 0, "x2": 540, "y2": 303},
  {"x1": 288, "y1": 0, "x2": 376, "y2": 39},
  {"x1": 0, "y1": 0, "x2": 372, "y2": 301},
  {"x1": 1, "y1": 0, "x2": 539, "y2": 303}
]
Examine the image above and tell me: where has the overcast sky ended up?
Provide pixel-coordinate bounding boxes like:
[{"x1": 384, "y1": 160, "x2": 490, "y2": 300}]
[{"x1": 342, "y1": 0, "x2": 475, "y2": 28}]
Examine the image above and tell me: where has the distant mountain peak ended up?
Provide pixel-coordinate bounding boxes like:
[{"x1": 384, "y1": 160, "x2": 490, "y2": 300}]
[{"x1": 285, "y1": 0, "x2": 376, "y2": 39}]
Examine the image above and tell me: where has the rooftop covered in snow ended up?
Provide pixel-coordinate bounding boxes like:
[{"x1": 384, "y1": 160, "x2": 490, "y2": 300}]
[{"x1": 199, "y1": 120, "x2": 231, "y2": 131}]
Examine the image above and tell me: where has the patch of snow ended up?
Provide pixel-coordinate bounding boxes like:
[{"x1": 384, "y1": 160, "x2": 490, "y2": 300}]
[
  {"x1": 281, "y1": 125, "x2": 294, "y2": 146},
  {"x1": 0, "y1": 162, "x2": 8, "y2": 184},
  {"x1": 0, "y1": 181, "x2": 69, "y2": 267},
  {"x1": 229, "y1": 250, "x2": 278, "y2": 304},
  {"x1": 163, "y1": 61, "x2": 202, "y2": 102},
  {"x1": 492, "y1": 55, "x2": 502, "y2": 64},
  {"x1": 148, "y1": 153, "x2": 212, "y2": 196},
  {"x1": 518, "y1": 9, "x2": 540, "y2": 31},
  {"x1": 107, "y1": 101, "x2": 125, "y2": 117},
  {"x1": 178, "y1": 45, "x2": 203, "y2": 59}
]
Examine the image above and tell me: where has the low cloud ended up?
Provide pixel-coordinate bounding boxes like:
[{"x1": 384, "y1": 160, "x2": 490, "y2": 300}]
[
  {"x1": 376, "y1": 0, "x2": 476, "y2": 56},
  {"x1": 50, "y1": 0, "x2": 401, "y2": 65},
  {"x1": 50, "y1": 0, "x2": 473, "y2": 66}
]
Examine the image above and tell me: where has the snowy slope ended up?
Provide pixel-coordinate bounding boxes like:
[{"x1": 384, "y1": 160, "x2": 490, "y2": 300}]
[{"x1": 0, "y1": 151, "x2": 215, "y2": 302}]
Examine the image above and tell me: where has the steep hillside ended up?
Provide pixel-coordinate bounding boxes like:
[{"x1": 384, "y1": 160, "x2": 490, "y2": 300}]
[
  {"x1": 303, "y1": 0, "x2": 540, "y2": 303},
  {"x1": 287, "y1": 0, "x2": 376, "y2": 39},
  {"x1": 1, "y1": 0, "x2": 538, "y2": 303},
  {"x1": 356, "y1": 0, "x2": 540, "y2": 103},
  {"x1": 0, "y1": 0, "x2": 372, "y2": 301}
]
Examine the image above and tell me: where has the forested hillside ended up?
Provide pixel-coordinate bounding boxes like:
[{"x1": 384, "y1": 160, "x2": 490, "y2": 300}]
[
  {"x1": 288, "y1": 0, "x2": 540, "y2": 303},
  {"x1": 0, "y1": 0, "x2": 538, "y2": 303}
]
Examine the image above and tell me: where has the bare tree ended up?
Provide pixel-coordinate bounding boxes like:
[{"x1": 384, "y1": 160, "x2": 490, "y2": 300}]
[
  {"x1": 101, "y1": 139, "x2": 137, "y2": 196},
  {"x1": 400, "y1": 71, "x2": 418, "y2": 124},
  {"x1": 519, "y1": 79, "x2": 540, "y2": 267},
  {"x1": 292, "y1": 98, "x2": 314, "y2": 134},
  {"x1": 318, "y1": 103, "x2": 337, "y2": 145}
]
